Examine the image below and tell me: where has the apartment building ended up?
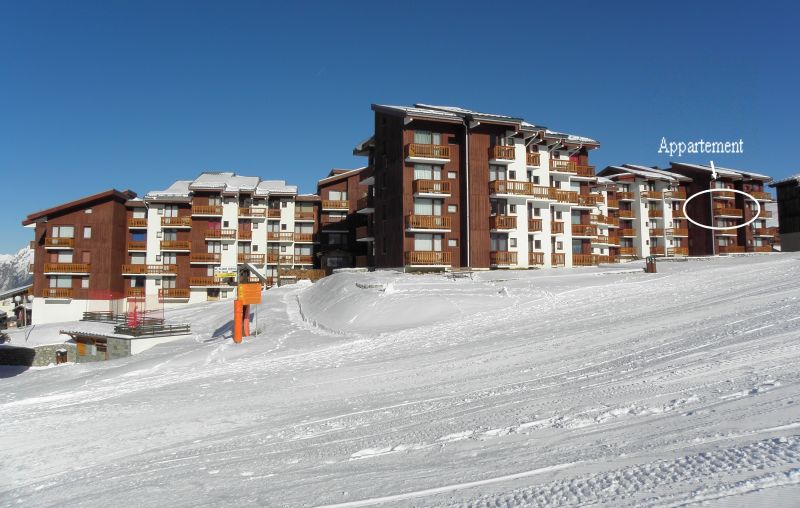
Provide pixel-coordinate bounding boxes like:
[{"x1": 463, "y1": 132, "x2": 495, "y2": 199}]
[
  {"x1": 316, "y1": 168, "x2": 372, "y2": 269},
  {"x1": 597, "y1": 165, "x2": 692, "y2": 258},
  {"x1": 770, "y1": 174, "x2": 800, "y2": 251},
  {"x1": 23, "y1": 189, "x2": 137, "y2": 324},
  {"x1": 350, "y1": 103, "x2": 609, "y2": 270},
  {"x1": 665, "y1": 163, "x2": 775, "y2": 255}
]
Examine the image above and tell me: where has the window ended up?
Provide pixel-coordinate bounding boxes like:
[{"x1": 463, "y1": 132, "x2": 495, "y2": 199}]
[
  {"x1": 510, "y1": 238, "x2": 517, "y2": 248},
  {"x1": 448, "y1": 171, "x2": 457, "y2": 179},
  {"x1": 83, "y1": 227, "x2": 92, "y2": 239},
  {"x1": 52, "y1": 226, "x2": 75, "y2": 238},
  {"x1": 489, "y1": 165, "x2": 506, "y2": 181},
  {"x1": 414, "y1": 131, "x2": 441, "y2": 145},
  {"x1": 555, "y1": 211, "x2": 562, "y2": 220},
  {"x1": 163, "y1": 205, "x2": 178, "y2": 218},
  {"x1": 509, "y1": 170, "x2": 516, "y2": 180},
  {"x1": 329, "y1": 190, "x2": 347, "y2": 200},
  {"x1": 253, "y1": 245, "x2": 259, "y2": 252},
  {"x1": 281, "y1": 223, "x2": 287, "y2": 231},
  {"x1": 281, "y1": 201, "x2": 288, "y2": 208},
  {"x1": 553, "y1": 151, "x2": 560, "y2": 159},
  {"x1": 448, "y1": 239, "x2": 457, "y2": 247},
  {"x1": 414, "y1": 233, "x2": 442, "y2": 251},
  {"x1": 509, "y1": 204, "x2": 517, "y2": 214},
  {"x1": 414, "y1": 198, "x2": 442, "y2": 216},
  {"x1": 556, "y1": 241, "x2": 563, "y2": 251},
  {"x1": 490, "y1": 234, "x2": 508, "y2": 251},
  {"x1": 49, "y1": 276, "x2": 72, "y2": 288},
  {"x1": 534, "y1": 239, "x2": 541, "y2": 250},
  {"x1": 81, "y1": 277, "x2": 89, "y2": 289},
  {"x1": 414, "y1": 164, "x2": 442, "y2": 180},
  {"x1": 448, "y1": 204, "x2": 457, "y2": 213},
  {"x1": 84, "y1": 208, "x2": 92, "y2": 214},
  {"x1": 56, "y1": 251, "x2": 73, "y2": 263},
  {"x1": 162, "y1": 253, "x2": 177, "y2": 265}
]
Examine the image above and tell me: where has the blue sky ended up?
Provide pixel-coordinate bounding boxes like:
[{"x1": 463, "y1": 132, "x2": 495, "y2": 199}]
[{"x1": 1, "y1": 0, "x2": 798, "y2": 252}]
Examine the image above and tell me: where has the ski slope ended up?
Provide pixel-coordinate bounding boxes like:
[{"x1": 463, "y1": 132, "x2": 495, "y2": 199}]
[{"x1": 2, "y1": 254, "x2": 800, "y2": 507}]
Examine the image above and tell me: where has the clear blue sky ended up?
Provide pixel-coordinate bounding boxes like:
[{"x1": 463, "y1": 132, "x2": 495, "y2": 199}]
[{"x1": 1, "y1": 0, "x2": 798, "y2": 252}]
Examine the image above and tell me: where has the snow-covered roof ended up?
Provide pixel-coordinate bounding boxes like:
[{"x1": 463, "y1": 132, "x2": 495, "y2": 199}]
[
  {"x1": 372, "y1": 104, "x2": 462, "y2": 121},
  {"x1": 545, "y1": 129, "x2": 599, "y2": 145},
  {"x1": 601, "y1": 165, "x2": 677, "y2": 182},
  {"x1": 769, "y1": 173, "x2": 800, "y2": 187},
  {"x1": 145, "y1": 180, "x2": 192, "y2": 199},
  {"x1": 146, "y1": 174, "x2": 299, "y2": 200},
  {"x1": 415, "y1": 104, "x2": 523, "y2": 123},
  {"x1": 671, "y1": 162, "x2": 771, "y2": 181},
  {"x1": 318, "y1": 167, "x2": 367, "y2": 185},
  {"x1": 0, "y1": 284, "x2": 32, "y2": 301},
  {"x1": 189, "y1": 172, "x2": 261, "y2": 192},
  {"x1": 255, "y1": 180, "x2": 297, "y2": 196},
  {"x1": 625, "y1": 165, "x2": 692, "y2": 182}
]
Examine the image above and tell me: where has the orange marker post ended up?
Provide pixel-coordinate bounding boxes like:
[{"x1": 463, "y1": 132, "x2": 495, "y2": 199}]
[{"x1": 233, "y1": 299, "x2": 243, "y2": 344}]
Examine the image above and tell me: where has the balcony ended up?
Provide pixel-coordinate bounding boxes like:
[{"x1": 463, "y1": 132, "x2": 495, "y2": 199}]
[
  {"x1": 621, "y1": 228, "x2": 636, "y2": 237},
  {"x1": 294, "y1": 255, "x2": 313, "y2": 265},
  {"x1": 574, "y1": 165, "x2": 596, "y2": 178},
  {"x1": 667, "y1": 190, "x2": 687, "y2": 200},
  {"x1": 238, "y1": 207, "x2": 267, "y2": 218},
  {"x1": 267, "y1": 231, "x2": 295, "y2": 242},
  {"x1": 649, "y1": 228, "x2": 665, "y2": 236},
  {"x1": 128, "y1": 217, "x2": 148, "y2": 228},
  {"x1": 489, "y1": 180, "x2": 552, "y2": 199},
  {"x1": 670, "y1": 246, "x2": 689, "y2": 256},
  {"x1": 122, "y1": 264, "x2": 176, "y2": 275},
  {"x1": 672, "y1": 208, "x2": 686, "y2": 218},
  {"x1": 571, "y1": 224, "x2": 597, "y2": 237},
  {"x1": 550, "y1": 189, "x2": 579, "y2": 204},
  {"x1": 715, "y1": 228, "x2": 738, "y2": 236},
  {"x1": 267, "y1": 209, "x2": 282, "y2": 219},
  {"x1": 356, "y1": 195, "x2": 375, "y2": 213},
  {"x1": 294, "y1": 232, "x2": 315, "y2": 243},
  {"x1": 749, "y1": 245, "x2": 773, "y2": 253},
  {"x1": 645, "y1": 191, "x2": 663, "y2": 200},
  {"x1": 490, "y1": 215, "x2": 517, "y2": 230},
  {"x1": 161, "y1": 216, "x2": 191, "y2": 228},
  {"x1": 158, "y1": 288, "x2": 190, "y2": 300},
  {"x1": 321, "y1": 214, "x2": 347, "y2": 226},
  {"x1": 238, "y1": 229, "x2": 253, "y2": 241},
  {"x1": 322, "y1": 200, "x2": 350, "y2": 211},
  {"x1": 526, "y1": 152, "x2": 540, "y2": 167},
  {"x1": 43, "y1": 263, "x2": 90, "y2": 274},
  {"x1": 606, "y1": 199, "x2": 619, "y2": 209},
  {"x1": 406, "y1": 143, "x2": 451, "y2": 161},
  {"x1": 189, "y1": 253, "x2": 221, "y2": 264},
  {"x1": 44, "y1": 237, "x2": 74, "y2": 249},
  {"x1": 238, "y1": 253, "x2": 265, "y2": 264},
  {"x1": 713, "y1": 189, "x2": 736, "y2": 200},
  {"x1": 405, "y1": 215, "x2": 451, "y2": 232},
  {"x1": 756, "y1": 209, "x2": 772, "y2": 219},
  {"x1": 266, "y1": 253, "x2": 295, "y2": 265},
  {"x1": 549, "y1": 159, "x2": 575, "y2": 173},
  {"x1": 405, "y1": 251, "x2": 451, "y2": 266},
  {"x1": 618, "y1": 210, "x2": 635, "y2": 219},
  {"x1": 672, "y1": 228, "x2": 689, "y2": 237},
  {"x1": 125, "y1": 287, "x2": 144, "y2": 299},
  {"x1": 127, "y1": 241, "x2": 147, "y2": 251},
  {"x1": 620, "y1": 247, "x2": 636, "y2": 256},
  {"x1": 295, "y1": 210, "x2": 315, "y2": 221},
  {"x1": 593, "y1": 235, "x2": 609, "y2": 244},
  {"x1": 573, "y1": 254, "x2": 596, "y2": 266},
  {"x1": 490, "y1": 251, "x2": 517, "y2": 266},
  {"x1": 528, "y1": 218, "x2": 542, "y2": 232},
  {"x1": 648, "y1": 209, "x2": 663, "y2": 218},
  {"x1": 750, "y1": 191, "x2": 772, "y2": 201},
  {"x1": 575, "y1": 194, "x2": 601, "y2": 207},
  {"x1": 591, "y1": 214, "x2": 619, "y2": 227},
  {"x1": 551, "y1": 221, "x2": 564, "y2": 234},
  {"x1": 191, "y1": 205, "x2": 223, "y2": 216},
  {"x1": 160, "y1": 240, "x2": 191, "y2": 251},
  {"x1": 608, "y1": 235, "x2": 620, "y2": 245},
  {"x1": 718, "y1": 245, "x2": 746, "y2": 254},
  {"x1": 189, "y1": 276, "x2": 228, "y2": 287},
  {"x1": 413, "y1": 179, "x2": 451, "y2": 196},
  {"x1": 528, "y1": 252, "x2": 544, "y2": 265},
  {"x1": 713, "y1": 207, "x2": 743, "y2": 218},
  {"x1": 551, "y1": 253, "x2": 565, "y2": 266},
  {"x1": 204, "y1": 229, "x2": 237, "y2": 241},
  {"x1": 42, "y1": 288, "x2": 73, "y2": 299},
  {"x1": 489, "y1": 145, "x2": 516, "y2": 162},
  {"x1": 753, "y1": 227, "x2": 777, "y2": 237},
  {"x1": 650, "y1": 246, "x2": 665, "y2": 255}
]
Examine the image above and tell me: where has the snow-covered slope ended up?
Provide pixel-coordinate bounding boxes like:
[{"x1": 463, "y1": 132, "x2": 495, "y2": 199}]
[
  {"x1": 0, "y1": 246, "x2": 32, "y2": 291},
  {"x1": 1, "y1": 254, "x2": 800, "y2": 507}
]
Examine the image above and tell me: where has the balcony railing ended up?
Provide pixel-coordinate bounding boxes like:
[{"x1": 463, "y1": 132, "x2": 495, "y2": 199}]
[
  {"x1": 551, "y1": 253, "x2": 565, "y2": 266},
  {"x1": 749, "y1": 245, "x2": 772, "y2": 253},
  {"x1": 266, "y1": 254, "x2": 295, "y2": 265},
  {"x1": 551, "y1": 221, "x2": 564, "y2": 234},
  {"x1": 750, "y1": 191, "x2": 772, "y2": 201},
  {"x1": 406, "y1": 143, "x2": 450, "y2": 159},
  {"x1": 528, "y1": 218, "x2": 542, "y2": 232},
  {"x1": 161, "y1": 216, "x2": 191, "y2": 227},
  {"x1": 128, "y1": 217, "x2": 148, "y2": 228},
  {"x1": 606, "y1": 199, "x2": 619, "y2": 208},
  {"x1": 295, "y1": 210, "x2": 315, "y2": 220},
  {"x1": 594, "y1": 235, "x2": 609, "y2": 244},
  {"x1": 550, "y1": 189, "x2": 579, "y2": 204},
  {"x1": 753, "y1": 227, "x2": 777, "y2": 236},
  {"x1": 528, "y1": 252, "x2": 544, "y2": 265},
  {"x1": 294, "y1": 255, "x2": 313, "y2": 264},
  {"x1": 322, "y1": 200, "x2": 350, "y2": 210},
  {"x1": 621, "y1": 228, "x2": 636, "y2": 237},
  {"x1": 489, "y1": 145, "x2": 515, "y2": 160},
  {"x1": 618, "y1": 210, "x2": 635, "y2": 218},
  {"x1": 526, "y1": 152, "x2": 540, "y2": 166},
  {"x1": 490, "y1": 251, "x2": 517, "y2": 266},
  {"x1": 645, "y1": 191, "x2": 663, "y2": 200},
  {"x1": 405, "y1": 215, "x2": 451, "y2": 230},
  {"x1": 158, "y1": 288, "x2": 190, "y2": 300},
  {"x1": 713, "y1": 189, "x2": 736, "y2": 199},
  {"x1": 45, "y1": 237, "x2": 75, "y2": 248},
  {"x1": 608, "y1": 235, "x2": 620, "y2": 245},
  {"x1": 619, "y1": 247, "x2": 636, "y2": 256},
  {"x1": 617, "y1": 192, "x2": 635, "y2": 200},
  {"x1": 573, "y1": 254, "x2": 596, "y2": 266},
  {"x1": 576, "y1": 195, "x2": 601, "y2": 206},
  {"x1": 668, "y1": 190, "x2": 687, "y2": 200},
  {"x1": 191, "y1": 205, "x2": 223, "y2": 216},
  {"x1": 649, "y1": 228, "x2": 665, "y2": 236},
  {"x1": 267, "y1": 231, "x2": 295, "y2": 241},
  {"x1": 189, "y1": 276, "x2": 227, "y2": 287},
  {"x1": 670, "y1": 246, "x2": 689, "y2": 256},
  {"x1": 571, "y1": 224, "x2": 597, "y2": 236},
  {"x1": 672, "y1": 228, "x2": 689, "y2": 236},
  {"x1": 489, "y1": 180, "x2": 552, "y2": 199},
  {"x1": 574, "y1": 165, "x2": 595, "y2": 177},
  {"x1": 294, "y1": 232, "x2": 314, "y2": 242},
  {"x1": 239, "y1": 207, "x2": 266, "y2": 218},
  {"x1": 238, "y1": 229, "x2": 253, "y2": 240},
  {"x1": 413, "y1": 179, "x2": 451, "y2": 195},
  {"x1": 127, "y1": 241, "x2": 147, "y2": 251},
  {"x1": 160, "y1": 240, "x2": 191, "y2": 250},
  {"x1": 718, "y1": 245, "x2": 746, "y2": 254},
  {"x1": 650, "y1": 246, "x2": 666, "y2": 255},
  {"x1": 756, "y1": 209, "x2": 772, "y2": 219},
  {"x1": 267, "y1": 209, "x2": 282, "y2": 218},
  {"x1": 189, "y1": 253, "x2": 221, "y2": 263},
  {"x1": 648, "y1": 209, "x2": 663, "y2": 218},
  {"x1": 125, "y1": 287, "x2": 144, "y2": 298},
  {"x1": 43, "y1": 263, "x2": 90, "y2": 274},
  {"x1": 490, "y1": 215, "x2": 517, "y2": 230},
  {"x1": 591, "y1": 214, "x2": 619, "y2": 226},
  {"x1": 321, "y1": 214, "x2": 347, "y2": 225},
  {"x1": 356, "y1": 195, "x2": 374, "y2": 211},
  {"x1": 205, "y1": 229, "x2": 237, "y2": 240},
  {"x1": 42, "y1": 288, "x2": 73, "y2": 299},
  {"x1": 122, "y1": 264, "x2": 176, "y2": 275},
  {"x1": 549, "y1": 159, "x2": 575, "y2": 173},
  {"x1": 405, "y1": 251, "x2": 452, "y2": 266},
  {"x1": 672, "y1": 208, "x2": 686, "y2": 218},
  {"x1": 715, "y1": 228, "x2": 738, "y2": 236},
  {"x1": 238, "y1": 253, "x2": 265, "y2": 264},
  {"x1": 713, "y1": 207, "x2": 743, "y2": 218}
]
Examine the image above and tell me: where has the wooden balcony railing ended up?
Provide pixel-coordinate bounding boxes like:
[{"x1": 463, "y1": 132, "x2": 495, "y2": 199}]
[
  {"x1": 43, "y1": 263, "x2": 90, "y2": 273},
  {"x1": 713, "y1": 189, "x2": 736, "y2": 199},
  {"x1": 127, "y1": 241, "x2": 147, "y2": 251},
  {"x1": 128, "y1": 217, "x2": 148, "y2": 228},
  {"x1": 617, "y1": 192, "x2": 634, "y2": 200},
  {"x1": 607, "y1": 235, "x2": 620, "y2": 245},
  {"x1": 649, "y1": 228, "x2": 665, "y2": 236},
  {"x1": 551, "y1": 221, "x2": 565, "y2": 234},
  {"x1": 550, "y1": 189, "x2": 579, "y2": 204},
  {"x1": 753, "y1": 227, "x2": 778, "y2": 236},
  {"x1": 576, "y1": 194, "x2": 601, "y2": 206},
  {"x1": 204, "y1": 229, "x2": 236, "y2": 240},
  {"x1": 158, "y1": 288, "x2": 190, "y2": 300},
  {"x1": 571, "y1": 224, "x2": 597, "y2": 236},
  {"x1": 490, "y1": 251, "x2": 517, "y2": 266},
  {"x1": 322, "y1": 200, "x2": 350, "y2": 210},
  {"x1": 594, "y1": 235, "x2": 609, "y2": 244},
  {"x1": 650, "y1": 246, "x2": 665, "y2": 255},
  {"x1": 750, "y1": 191, "x2": 772, "y2": 201},
  {"x1": 756, "y1": 209, "x2": 772, "y2": 219},
  {"x1": 237, "y1": 229, "x2": 252, "y2": 240},
  {"x1": 45, "y1": 237, "x2": 75, "y2": 248},
  {"x1": 526, "y1": 152, "x2": 540, "y2": 166},
  {"x1": 161, "y1": 216, "x2": 191, "y2": 227},
  {"x1": 160, "y1": 240, "x2": 191, "y2": 250},
  {"x1": 294, "y1": 255, "x2": 313, "y2": 264},
  {"x1": 621, "y1": 228, "x2": 636, "y2": 237},
  {"x1": 713, "y1": 207, "x2": 743, "y2": 218},
  {"x1": 294, "y1": 232, "x2": 314, "y2": 242},
  {"x1": 618, "y1": 210, "x2": 635, "y2": 218},
  {"x1": 489, "y1": 145, "x2": 516, "y2": 160},
  {"x1": 668, "y1": 190, "x2": 687, "y2": 199},
  {"x1": 528, "y1": 252, "x2": 544, "y2": 265},
  {"x1": 122, "y1": 264, "x2": 176, "y2": 275},
  {"x1": 320, "y1": 214, "x2": 347, "y2": 225},
  {"x1": 356, "y1": 195, "x2": 374, "y2": 211},
  {"x1": 528, "y1": 218, "x2": 542, "y2": 232},
  {"x1": 551, "y1": 253, "x2": 565, "y2": 266},
  {"x1": 645, "y1": 191, "x2": 663, "y2": 200},
  {"x1": 549, "y1": 159, "x2": 576, "y2": 173},
  {"x1": 672, "y1": 228, "x2": 689, "y2": 236},
  {"x1": 718, "y1": 245, "x2": 746, "y2": 254},
  {"x1": 488, "y1": 180, "x2": 552, "y2": 199},
  {"x1": 295, "y1": 210, "x2": 315, "y2": 220},
  {"x1": 406, "y1": 143, "x2": 451, "y2": 159},
  {"x1": 715, "y1": 228, "x2": 738, "y2": 236},
  {"x1": 42, "y1": 288, "x2": 73, "y2": 299},
  {"x1": 267, "y1": 209, "x2": 282, "y2": 218},
  {"x1": 591, "y1": 214, "x2": 619, "y2": 226},
  {"x1": 619, "y1": 247, "x2": 636, "y2": 256},
  {"x1": 648, "y1": 209, "x2": 663, "y2": 218},
  {"x1": 191, "y1": 205, "x2": 223, "y2": 216},
  {"x1": 267, "y1": 231, "x2": 295, "y2": 241},
  {"x1": 595, "y1": 254, "x2": 618, "y2": 264},
  {"x1": 405, "y1": 215, "x2": 451, "y2": 230},
  {"x1": 125, "y1": 287, "x2": 144, "y2": 298},
  {"x1": 189, "y1": 276, "x2": 227, "y2": 287},
  {"x1": 238, "y1": 253, "x2": 265, "y2": 264},
  {"x1": 672, "y1": 208, "x2": 686, "y2": 218},
  {"x1": 574, "y1": 165, "x2": 595, "y2": 177},
  {"x1": 606, "y1": 199, "x2": 619, "y2": 208},
  {"x1": 573, "y1": 254, "x2": 596, "y2": 266},
  {"x1": 239, "y1": 207, "x2": 266, "y2": 218},
  {"x1": 670, "y1": 246, "x2": 689, "y2": 256},
  {"x1": 405, "y1": 251, "x2": 452, "y2": 266},
  {"x1": 749, "y1": 245, "x2": 772, "y2": 253},
  {"x1": 267, "y1": 252, "x2": 279, "y2": 264},
  {"x1": 189, "y1": 253, "x2": 221, "y2": 263},
  {"x1": 413, "y1": 179, "x2": 451, "y2": 195},
  {"x1": 490, "y1": 215, "x2": 517, "y2": 230}
]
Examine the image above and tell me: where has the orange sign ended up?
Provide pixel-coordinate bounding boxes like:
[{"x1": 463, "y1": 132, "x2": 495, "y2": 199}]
[{"x1": 237, "y1": 283, "x2": 262, "y2": 304}]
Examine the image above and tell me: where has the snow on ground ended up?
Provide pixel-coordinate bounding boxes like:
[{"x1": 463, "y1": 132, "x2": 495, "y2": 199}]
[{"x1": 1, "y1": 254, "x2": 800, "y2": 507}]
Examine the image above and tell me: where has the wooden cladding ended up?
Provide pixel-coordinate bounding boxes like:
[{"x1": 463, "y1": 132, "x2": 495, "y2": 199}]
[
  {"x1": 406, "y1": 143, "x2": 450, "y2": 159},
  {"x1": 190, "y1": 253, "x2": 221, "y2": 263},
  {"x1": 43, "y1": 263, "x2": 90, "y2": 273},
  {"x1": 490, "y1": 251, "x2": 517, "y2": 265},
  {"x1": 749, "y1": 245, "x2": 772, "y2": 252},
  {"x1": 413, "y1": 179, "x2": 451, "y2": 195},
  {"x1": 489, "y1": 145, "x2": 515, "y2": 160},
  {"x1": 42, "y1": 288, "x2": 73, "y2": 298},
  {"x1": 239, "y1": 207, "x2": 266, "y2": 217},
  {"x1": 45, "y1": 237, "x2": 75, "y2": 248},
  {"x1": 161, "y1": 216, "x2": 191, "y2": 227},
  {"x1": 128, "y1": 217, "x2": 148, "y2": 228},
  {"x1": 158, "y1": 288, "x2": 190, "y2": 299},
  {"x1": 191, "y1": 205, "x2": 223, "y2": 216},
  {"x1": 526, "y1": 153, "x2": 540, "y2": 166},
  {"x1": 490, "y1": 215, "x2": 517, "y2": 230},
  {"x1": 238, "y1": 253, "x2": 265, "y2": 264},
  {"x1": 528, "y1": 252, "x2": 544, "y2": 265},
  {"x1": 122, "y1": 264, "x2": 177, "y2": 274},
  {"x1": 405, "y1": 215, "x2": 452, "y2": 230},
  {"x1": 528, "y1": 218, "x2": 542, "y2": 232},
  {"x1": 160, "y1": 240, "x2": 191, "y2": 250},
  {"x1": 405, "y1": 251, "x2": 452, "y2": 266},
  {"x1": 571, "y1": 224, "x2": 597, "y2": 236}
]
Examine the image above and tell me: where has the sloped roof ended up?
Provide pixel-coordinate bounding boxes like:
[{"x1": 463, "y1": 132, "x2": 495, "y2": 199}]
[
  {"x1": 769, "y1": 173, "x2": 800, "y2": 187},
  {"x1": 599, "y1": 165, "x2": 678, "y2": 182},
  {"x1": 671, "y1": 162, "x2": 771, "y2": 181},
  {"x1": 145, "y1": 180, "x2": 193, "y2": 200},
  {"x1": 625, "y1": 165, "x2": 692, "y2": 182},
  {"x1": 23, "y1": 189, "x2": 137, "y2": 225},
  {"x1": 318, "y1": 167, "x2": 367, "y2": 185}
]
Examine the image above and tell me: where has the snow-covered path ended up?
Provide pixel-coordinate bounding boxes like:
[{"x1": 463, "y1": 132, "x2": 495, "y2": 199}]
[{"x1": 1, "y1": 254, "x2": 799, "y2": 507}]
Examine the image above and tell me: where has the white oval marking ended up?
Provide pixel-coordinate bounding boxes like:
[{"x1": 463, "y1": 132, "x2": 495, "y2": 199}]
[{"x1": 682, "y1": 188, "x2": 761, "y2": 231}]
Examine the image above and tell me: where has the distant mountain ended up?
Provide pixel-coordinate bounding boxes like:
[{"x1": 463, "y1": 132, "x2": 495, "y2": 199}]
[{"x1": 0, "y1": 247, "x2": 33, "y2": 291}]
